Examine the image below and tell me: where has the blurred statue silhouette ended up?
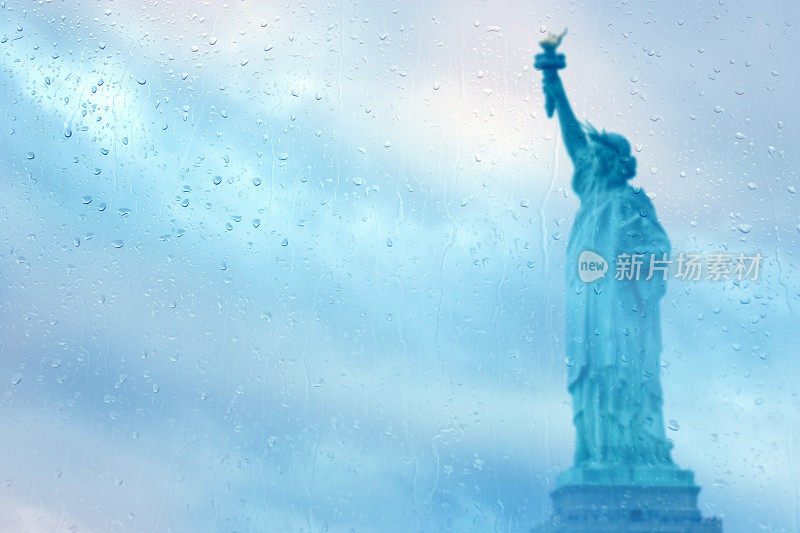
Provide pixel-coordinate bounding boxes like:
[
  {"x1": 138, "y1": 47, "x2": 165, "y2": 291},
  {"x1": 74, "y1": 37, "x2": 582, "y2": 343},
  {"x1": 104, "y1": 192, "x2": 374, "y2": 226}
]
[
  {"x1": 533, "y1": 30, "x2": 722, "y2": 533},
  {"x1": 536, "y1": 30, "x2": 676, "y2": 483}
]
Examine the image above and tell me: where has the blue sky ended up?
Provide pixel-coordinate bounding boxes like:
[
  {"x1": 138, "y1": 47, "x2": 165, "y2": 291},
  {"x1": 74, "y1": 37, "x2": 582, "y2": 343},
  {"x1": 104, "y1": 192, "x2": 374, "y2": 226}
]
[{"x1": 1, "y1": 1, "x2": 798, "y2": 531}]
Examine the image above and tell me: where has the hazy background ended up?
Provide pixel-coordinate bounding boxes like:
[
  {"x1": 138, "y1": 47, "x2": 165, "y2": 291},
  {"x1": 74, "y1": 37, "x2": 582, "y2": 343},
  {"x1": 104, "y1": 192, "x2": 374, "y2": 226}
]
[{"x1": 1, "y1": 0, "x2": 798, "y2": 531}]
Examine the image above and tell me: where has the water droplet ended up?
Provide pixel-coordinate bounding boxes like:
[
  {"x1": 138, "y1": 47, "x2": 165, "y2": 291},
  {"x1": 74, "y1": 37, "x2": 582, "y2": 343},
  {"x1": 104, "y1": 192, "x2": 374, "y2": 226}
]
[
  {"x1": 213, "y1": 175, "x2": 222, "y2": 185},
  {"x1": 735, "y1": 132, "x2": 745, "y2": 140},
  {"x1": 737, "y1": 223, "x2": 752, "y2": 234},
  {"x1": 746, "y1": 182, "x2": 757, "y2": 190},
  {"x1": 278, "y1": 153, "x2": 289, "y2": 161},
  {"x1": 181, "y1": 198, "x2": 190, "y2": 207},
  {"x1": 667, "y1": 420, "x2": 680, "y2": 431},
  {"x1": 63, "y1": 126, "x2": 72, "y2": 138},
  {"x1": 111, "y1": 240, "x2": 124, "y2": 248},
  {"x1": 281, "y1": 238, "x2": 288, "y2": 247},
  {"x1": 433, "y1": 81, "x2": 440, "y2": 90},
  {"x1": 82, "y1": 196, "x2": 92, "y2": 204},
  {"x1": 520, "y1": 199, "x2": 529, "y2": 208},
  {"x1": 252, "y1": 218, "x2": 261, "y2": 228},
  {"x1": 11, "y1": 373, "x2": 22, "y2": 385},
  {"x1": 252, "y1": 177, "x2": 262, "y2": 186},
  {"x1": 26, "y1": 152, "x2": 35, "y2": 160}
]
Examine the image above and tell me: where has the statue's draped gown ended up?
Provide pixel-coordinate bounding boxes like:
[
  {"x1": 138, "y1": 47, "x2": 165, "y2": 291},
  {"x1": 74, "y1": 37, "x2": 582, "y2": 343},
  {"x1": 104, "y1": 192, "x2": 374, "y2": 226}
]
[{"x1": 565, "y1": 156, "x2": 675, "y2": 468}]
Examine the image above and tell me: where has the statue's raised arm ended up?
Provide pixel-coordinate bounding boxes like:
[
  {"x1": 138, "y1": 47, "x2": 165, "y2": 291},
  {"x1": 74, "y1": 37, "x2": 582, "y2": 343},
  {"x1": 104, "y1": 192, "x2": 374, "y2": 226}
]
[{"x1": 534, "y1": 30, "x2": 589, "y2": 164}]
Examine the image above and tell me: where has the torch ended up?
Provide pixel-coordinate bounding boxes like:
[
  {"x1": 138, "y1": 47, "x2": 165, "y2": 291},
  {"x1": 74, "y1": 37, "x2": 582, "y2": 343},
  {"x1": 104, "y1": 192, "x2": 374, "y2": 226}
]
[{"x1": 534, "y1": 29, "x2": 567, "y2": 118}]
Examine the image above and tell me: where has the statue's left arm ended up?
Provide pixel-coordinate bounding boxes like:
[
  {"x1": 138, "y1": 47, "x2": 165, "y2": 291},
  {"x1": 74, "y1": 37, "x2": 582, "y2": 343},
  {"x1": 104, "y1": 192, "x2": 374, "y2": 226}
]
[{"x1": 617, "y1": 190, "x2": 671, "y2": 301}]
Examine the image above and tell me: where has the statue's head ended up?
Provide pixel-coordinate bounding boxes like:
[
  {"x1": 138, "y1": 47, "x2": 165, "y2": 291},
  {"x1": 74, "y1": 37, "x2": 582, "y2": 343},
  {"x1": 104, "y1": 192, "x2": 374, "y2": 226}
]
[{"x1": 583, "y1": 122, "x2": 637, "y2": 189}]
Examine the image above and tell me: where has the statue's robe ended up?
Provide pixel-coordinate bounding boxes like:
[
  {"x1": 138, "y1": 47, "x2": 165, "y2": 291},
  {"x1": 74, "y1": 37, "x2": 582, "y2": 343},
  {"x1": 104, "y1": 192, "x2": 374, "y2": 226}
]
[{"x1": 565, "y1": 161, "x2": 674, "y2": 468}]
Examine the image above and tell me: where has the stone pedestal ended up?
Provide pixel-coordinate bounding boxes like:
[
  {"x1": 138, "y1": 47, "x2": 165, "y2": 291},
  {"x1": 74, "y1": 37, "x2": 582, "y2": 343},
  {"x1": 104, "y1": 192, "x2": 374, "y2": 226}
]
[{"x1": 534, "y1": 483, "x2": 722, "y2": 532}]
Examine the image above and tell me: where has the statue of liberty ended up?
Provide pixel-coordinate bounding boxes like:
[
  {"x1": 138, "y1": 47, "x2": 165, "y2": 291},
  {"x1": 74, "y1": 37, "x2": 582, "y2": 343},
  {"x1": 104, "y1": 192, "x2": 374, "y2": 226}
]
[
  {"x1": 536, "y1": 30, "x2": 682, "y2": 485},
  {"x1": 533, "y1": 30, "x2": 722, "y2": 532}
]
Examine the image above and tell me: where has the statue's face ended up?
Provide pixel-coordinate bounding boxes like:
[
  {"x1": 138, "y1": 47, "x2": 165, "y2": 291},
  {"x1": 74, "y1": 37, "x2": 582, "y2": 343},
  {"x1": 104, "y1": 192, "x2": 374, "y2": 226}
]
[
  {"x1": 591, "y1": 142, "x2": 622, "y2": 183},
  {"x1": 623, "y1": 155, "x2": 637, "y2": 177},
  {"x1": 573, "y1": 140, "x2": 635, "y2": 200}
]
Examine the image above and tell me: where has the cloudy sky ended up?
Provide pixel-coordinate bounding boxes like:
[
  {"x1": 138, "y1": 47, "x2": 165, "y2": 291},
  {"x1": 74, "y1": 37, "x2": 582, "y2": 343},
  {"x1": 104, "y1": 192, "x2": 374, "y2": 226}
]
[{"x1": 1, "y1": 0, "x2": 798, "y2": 531}]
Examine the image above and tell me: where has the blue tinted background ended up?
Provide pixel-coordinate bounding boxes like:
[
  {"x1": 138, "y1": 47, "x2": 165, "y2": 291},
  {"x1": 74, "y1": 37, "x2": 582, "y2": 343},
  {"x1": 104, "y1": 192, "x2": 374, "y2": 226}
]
[{"x1": 1, "y1": 1, "x2": 798, "y2": 531}]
